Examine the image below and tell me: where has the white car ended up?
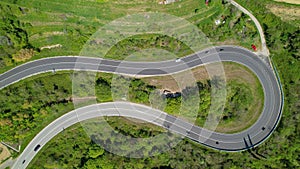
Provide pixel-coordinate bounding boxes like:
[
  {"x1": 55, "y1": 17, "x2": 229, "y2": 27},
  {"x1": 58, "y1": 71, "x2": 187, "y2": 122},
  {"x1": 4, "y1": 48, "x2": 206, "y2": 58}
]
[{"x1": 175, "y1": 58, "x2": 181, "y2": 62}]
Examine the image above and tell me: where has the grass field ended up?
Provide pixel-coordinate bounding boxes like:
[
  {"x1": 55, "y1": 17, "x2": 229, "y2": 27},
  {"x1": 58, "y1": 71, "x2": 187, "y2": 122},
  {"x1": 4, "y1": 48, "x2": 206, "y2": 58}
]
[
  {"x1": 0, "y1": 0, "x2": 260, "y2": 72},
  {"x1": 1, "y1": 0, "x2": 221, "y2": 59}
]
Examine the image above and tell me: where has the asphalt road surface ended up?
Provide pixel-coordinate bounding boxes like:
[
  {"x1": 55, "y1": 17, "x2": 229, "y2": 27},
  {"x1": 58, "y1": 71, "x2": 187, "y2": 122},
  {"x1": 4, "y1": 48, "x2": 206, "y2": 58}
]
[{"x1": 0, "y1": 46, "x2": 283, "y2": 169}]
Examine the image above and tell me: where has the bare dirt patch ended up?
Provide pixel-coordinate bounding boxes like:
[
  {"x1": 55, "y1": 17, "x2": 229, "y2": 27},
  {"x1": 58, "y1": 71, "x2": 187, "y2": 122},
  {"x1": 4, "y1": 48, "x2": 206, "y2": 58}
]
[
  {"x1": 0, "y1": 143, "x2": 11, "y2": 163},
  {"x1": 143, "y1": 62, "x2": 258, "y2": 91},
  {"x1": 12, "y1": 48, "x2": 35, "y2": 62},
  {"x1": 267, "y1": 4, "x2": 300, "y2": 22},
  {"x1": 40, "y1": 44, "x2": 62, "y2": 50},
  {"x1": 274, "y1": 0, "x2": 300, "y2": 5},
  {"x1": 143, "y1": 69, "x2": 203, "y2": 92}
]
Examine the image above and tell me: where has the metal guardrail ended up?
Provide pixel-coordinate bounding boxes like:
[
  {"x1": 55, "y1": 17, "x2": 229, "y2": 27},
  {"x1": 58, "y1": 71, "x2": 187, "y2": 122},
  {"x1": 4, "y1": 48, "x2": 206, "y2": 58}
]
[
  {"x1": 0, "y1": 142, "x2": 19, "y2": 153},
  {"x1": 270, "y1": 58, "x2": 284, "y2": 131}
]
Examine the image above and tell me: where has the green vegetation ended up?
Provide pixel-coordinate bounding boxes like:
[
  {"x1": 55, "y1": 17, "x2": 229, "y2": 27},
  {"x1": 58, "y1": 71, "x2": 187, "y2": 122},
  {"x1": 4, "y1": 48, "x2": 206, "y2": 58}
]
[
  {"x1": 94, "y1": 67, "x2": 261, "y2": 132},
  {"x1": 0, "y1": 3, "x2": 34, "y2": 70},
  {"x1": 0, "y1": 0, "x2": 259, "y2": 73},
  {"x1": 267, "y1": 1, "x2": 300, "y2": 27},
  {"x1": 199, "y1": 1, "x2": 260, "y2": 48},
  {"x1": 219, "y1": 80, "x2": 259, "y2": 131},
  {"x1": 106, "y1": 117, "x2": 166, "y2": 138},
  {"x1": 224, "y1": 81, "x2": 253, "y2": 121},
  {"x1": 142, "y1": 62, "x2": 264, "y2": 132},
  {"x1": 28, "y1": 124, "x2": 93, "y2": 168},
  {"x1": 105, "y1": 34, "x2": 193, "y2": 60},
  {"x1": 235, "y1": 0, "x2": 300, "y2": 167},
  {"x1": 0, "y1": 0, "x2": 299, "y2": 168},
  {"x1": 221, "y1": 80, "x2": 260, "y2": 128},
  {"x1": 0, "y1": 71, "x2": 74, "y2": 156},
  {"x1": 28, "y1": 123, "x2": 173, "y2": 169},
  {"x1": 24, "y1": 0, "x2": 300, "y2": 167},
  {"x1": 0, "y1": 62, "x2": 262, "y2": 160},
  {"x1": 195, "y1": 79, "x2": 261, "y2": 132}
]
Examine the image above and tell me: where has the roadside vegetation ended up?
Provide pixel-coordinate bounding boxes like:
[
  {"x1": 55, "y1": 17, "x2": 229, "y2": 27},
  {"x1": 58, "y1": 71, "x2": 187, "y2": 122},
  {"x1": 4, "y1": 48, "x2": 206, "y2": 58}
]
[
  {"x1": 0, "y1": 71, "x2": 74, "y2": 157},
  {"x1": 104, "y1": 34, "x2": 193, "y2": 60},
  {"x1": 235, "y1": 0, "x2": 299, "y2": 167},
  {"x1": 0, "y1": 3, "x2": 34, "y2": 72}
]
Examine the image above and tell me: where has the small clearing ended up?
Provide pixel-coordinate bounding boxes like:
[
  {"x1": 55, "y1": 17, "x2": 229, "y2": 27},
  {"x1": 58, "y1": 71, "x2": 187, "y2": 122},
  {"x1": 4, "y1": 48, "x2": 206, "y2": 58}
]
[
  {"x1": 274, "y1": 0, "x2": 300, "y2": 5},
  {"x1": 0, "y1": 143, "x2": 11, "y2": 163},
  {"x1": 267, "y1": 4, "x2": 300, "y2": 23}
]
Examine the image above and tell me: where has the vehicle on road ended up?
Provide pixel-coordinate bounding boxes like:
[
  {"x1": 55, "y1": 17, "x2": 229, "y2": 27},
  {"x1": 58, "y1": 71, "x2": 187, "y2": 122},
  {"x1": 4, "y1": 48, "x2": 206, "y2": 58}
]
[
  {"x1": 34, "y1": 144, "x2": 41, "y2": 151},
  {"x1": 175, "y1": 58, "x2": 181, "y2": 62}
]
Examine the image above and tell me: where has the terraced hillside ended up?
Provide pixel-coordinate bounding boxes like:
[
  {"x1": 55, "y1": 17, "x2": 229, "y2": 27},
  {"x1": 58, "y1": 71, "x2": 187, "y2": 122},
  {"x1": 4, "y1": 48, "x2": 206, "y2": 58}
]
[{"x1": 0, "y1": 0, "x2": 259, "y2": 71}]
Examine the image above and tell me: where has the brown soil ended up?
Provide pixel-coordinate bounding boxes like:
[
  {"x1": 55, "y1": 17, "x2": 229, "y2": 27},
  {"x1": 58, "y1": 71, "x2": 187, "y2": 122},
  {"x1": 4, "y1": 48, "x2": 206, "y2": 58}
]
[
  {"x1": 0, "y1": 143, "x2": 11, "y2": 163},
  {"x1": 268, "y1": 4, "x2": 300, "y2": 20},
  {"x1": 273, "y1": 0, "x2": 300, "y2": 5}
]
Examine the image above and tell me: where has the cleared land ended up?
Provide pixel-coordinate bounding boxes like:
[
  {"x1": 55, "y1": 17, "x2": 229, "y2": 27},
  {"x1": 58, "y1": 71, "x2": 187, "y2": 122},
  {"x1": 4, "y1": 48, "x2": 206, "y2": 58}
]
[
  {"x1": 0, "y1": 143, "x2": 11, "y2": 163},
  {"x1": 267, "y1": 3, "x2": 300, "y2": 27},
  {"x1": 274, "y1": 0, "x2": 300, "y2": 4}
]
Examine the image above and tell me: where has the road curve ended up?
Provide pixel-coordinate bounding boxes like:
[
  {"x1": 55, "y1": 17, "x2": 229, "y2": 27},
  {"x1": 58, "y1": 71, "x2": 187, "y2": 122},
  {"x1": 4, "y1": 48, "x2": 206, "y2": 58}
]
[{"x1": 0, "y1": 46, "x2": 283, "y2": 168}]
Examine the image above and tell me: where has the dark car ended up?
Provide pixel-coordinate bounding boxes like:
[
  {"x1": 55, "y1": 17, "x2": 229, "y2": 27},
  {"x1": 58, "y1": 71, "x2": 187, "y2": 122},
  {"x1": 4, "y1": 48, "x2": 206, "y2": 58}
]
[{"x1": 34, "y1": 144, "x2": 41, "y2": 151}]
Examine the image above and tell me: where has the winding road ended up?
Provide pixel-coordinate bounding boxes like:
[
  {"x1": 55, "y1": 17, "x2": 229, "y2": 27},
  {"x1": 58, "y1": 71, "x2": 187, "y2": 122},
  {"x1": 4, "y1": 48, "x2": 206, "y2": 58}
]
[{"x1": 0, "y1": 46, "x2": 283, "y2": 168}]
